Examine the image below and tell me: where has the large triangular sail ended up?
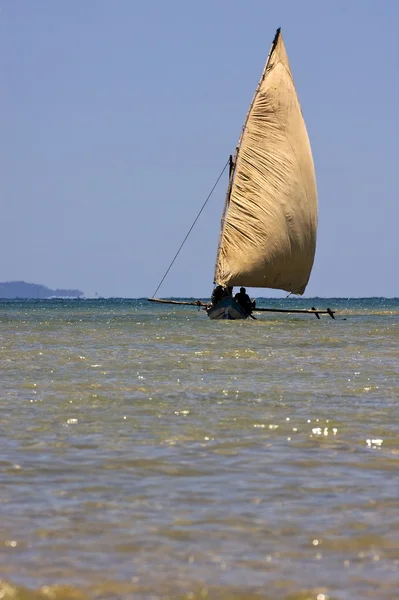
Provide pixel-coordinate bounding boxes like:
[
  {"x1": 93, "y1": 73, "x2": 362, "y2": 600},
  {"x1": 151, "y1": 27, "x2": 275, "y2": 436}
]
[{"x1": 214, "y1": 29, "x2": 317, "y2": 295}]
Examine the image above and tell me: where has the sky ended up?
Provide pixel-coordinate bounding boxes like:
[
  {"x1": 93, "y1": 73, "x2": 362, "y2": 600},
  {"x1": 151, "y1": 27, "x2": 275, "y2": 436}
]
[{"x1": 1, "y1": 0, "x2": 398, "y2": 298}]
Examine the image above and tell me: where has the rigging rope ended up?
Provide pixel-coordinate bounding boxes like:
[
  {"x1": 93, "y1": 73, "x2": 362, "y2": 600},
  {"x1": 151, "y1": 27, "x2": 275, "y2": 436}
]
[
  {"x1": 151, "y1": 158, "x2": 230, "y2": 299},
  {"x1": 273, "y1": 291, "x2": 293, "y2": 307}
]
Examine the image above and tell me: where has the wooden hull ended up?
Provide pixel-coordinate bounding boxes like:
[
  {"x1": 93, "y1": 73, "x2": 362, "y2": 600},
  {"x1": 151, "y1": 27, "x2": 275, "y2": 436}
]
[{"x1": 206, "y1": 297, "x2": 249, "y2": 320}]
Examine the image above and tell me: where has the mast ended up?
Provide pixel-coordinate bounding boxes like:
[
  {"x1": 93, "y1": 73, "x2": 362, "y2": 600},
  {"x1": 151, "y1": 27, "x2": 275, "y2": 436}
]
[{"x1": 213, "y1": 29, "x2": 281, "y2": 285}]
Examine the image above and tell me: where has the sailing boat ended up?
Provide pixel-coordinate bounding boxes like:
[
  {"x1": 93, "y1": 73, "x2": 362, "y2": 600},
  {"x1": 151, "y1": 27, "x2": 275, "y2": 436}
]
[{"x1": 149, "y1": 29, "x2": 335, "y2": 320}]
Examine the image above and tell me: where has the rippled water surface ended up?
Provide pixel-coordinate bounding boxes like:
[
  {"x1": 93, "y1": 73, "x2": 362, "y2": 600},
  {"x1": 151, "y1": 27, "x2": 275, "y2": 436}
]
[{"x1": 1, "y1": 298, "x2": 398, "y2": 600}]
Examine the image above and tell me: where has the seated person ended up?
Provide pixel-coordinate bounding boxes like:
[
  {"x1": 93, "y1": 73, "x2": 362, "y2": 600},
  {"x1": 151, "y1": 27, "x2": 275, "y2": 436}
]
[
  {"x1": 234, "y1": 287, "x2": 255, "y2": 313},
  {"x1": 211, "y1": 285, "x2": 233, "y2": 306},
  {"x1": 211, "y1": 285, "x2": 225, "y2": 305}
]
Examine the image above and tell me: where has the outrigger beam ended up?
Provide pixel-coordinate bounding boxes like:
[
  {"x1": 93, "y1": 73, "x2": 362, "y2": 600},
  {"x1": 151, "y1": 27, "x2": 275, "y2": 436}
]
[
  {"x1": 148, "y1": 298, "x2": 208, "y2": 307},
  {"x1": 148, "y1": 298, "x2": 335, "y2": 318},
  {"x1": 254, "y1": 307, "x2": 335, "y2": 319}
]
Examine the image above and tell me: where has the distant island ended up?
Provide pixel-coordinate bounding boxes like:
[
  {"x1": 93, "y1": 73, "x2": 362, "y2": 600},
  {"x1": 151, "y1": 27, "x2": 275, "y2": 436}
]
[{"x1": 0, "y1": 281, "x2": 84, "y2": 299}]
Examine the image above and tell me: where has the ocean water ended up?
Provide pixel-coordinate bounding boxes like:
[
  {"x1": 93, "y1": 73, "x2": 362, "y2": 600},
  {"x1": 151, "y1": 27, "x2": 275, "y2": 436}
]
[{"x1": 1, "y1": 297, "x2": 398, "y2": 600}]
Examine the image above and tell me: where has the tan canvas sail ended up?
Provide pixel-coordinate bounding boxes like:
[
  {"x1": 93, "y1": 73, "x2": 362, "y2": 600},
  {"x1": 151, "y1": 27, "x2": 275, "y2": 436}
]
[{"x1": 214, "y1": 29, "x2": 317, "y2": 294}]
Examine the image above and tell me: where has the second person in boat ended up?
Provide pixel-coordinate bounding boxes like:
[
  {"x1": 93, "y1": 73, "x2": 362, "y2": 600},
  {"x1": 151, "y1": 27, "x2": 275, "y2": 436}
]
[{"x1": 234, "y1": 287, "x2": 256, "y2": 314}]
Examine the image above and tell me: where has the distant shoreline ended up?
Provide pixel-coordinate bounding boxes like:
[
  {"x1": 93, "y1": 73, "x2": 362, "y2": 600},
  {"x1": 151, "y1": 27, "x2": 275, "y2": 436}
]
[{"x1": 0, "y1": 281, "x2": 83, "y2": 299}]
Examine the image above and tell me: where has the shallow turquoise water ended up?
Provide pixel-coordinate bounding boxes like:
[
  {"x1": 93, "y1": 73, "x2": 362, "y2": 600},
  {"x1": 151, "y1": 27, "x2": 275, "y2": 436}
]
[{"x1": 1, "y1": 298, "x2": 398, "y2": 599}]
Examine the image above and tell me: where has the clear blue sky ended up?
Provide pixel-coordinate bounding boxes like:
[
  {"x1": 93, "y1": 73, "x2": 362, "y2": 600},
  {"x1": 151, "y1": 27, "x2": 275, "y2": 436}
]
[{"x1": 1, "y1": 0, "x2": 398, "y2": 298}]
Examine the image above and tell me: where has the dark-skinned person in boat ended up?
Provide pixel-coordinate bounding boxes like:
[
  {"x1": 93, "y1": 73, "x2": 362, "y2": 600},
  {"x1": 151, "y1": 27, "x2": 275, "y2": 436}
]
[
  {"x1": 234, "y1": 287, "x2": 256, "y2": 315},
  {"x1": 211, "y1": 285, "x2": 233, "y2": 306}
]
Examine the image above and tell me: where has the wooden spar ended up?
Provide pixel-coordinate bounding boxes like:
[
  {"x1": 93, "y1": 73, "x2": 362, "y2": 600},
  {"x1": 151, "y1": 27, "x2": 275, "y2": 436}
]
[
  {"x1": 254, "y1": 307, "x2": 335, "y2": 318},
  {"x1": 148, "y1": 298, "x2": 208, "y2": 307}
]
